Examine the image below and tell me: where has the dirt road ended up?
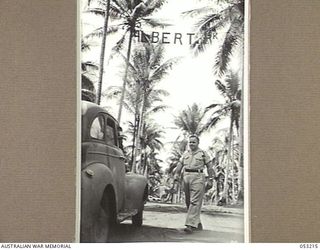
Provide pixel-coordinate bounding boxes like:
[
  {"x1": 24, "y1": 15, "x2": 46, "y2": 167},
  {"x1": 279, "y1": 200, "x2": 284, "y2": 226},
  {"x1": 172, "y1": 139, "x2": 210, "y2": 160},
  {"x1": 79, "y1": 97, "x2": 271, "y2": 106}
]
[{"x1": 109, "y1": 203, "x2": 244, "y2": 243}]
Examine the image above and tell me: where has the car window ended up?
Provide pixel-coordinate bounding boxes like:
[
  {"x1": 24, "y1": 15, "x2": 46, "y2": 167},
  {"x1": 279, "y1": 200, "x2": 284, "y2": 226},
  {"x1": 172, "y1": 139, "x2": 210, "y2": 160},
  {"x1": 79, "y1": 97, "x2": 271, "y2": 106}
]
[
  {"x1": 106, "y1": 118, "x2": 117, "y2": 146},
  {"x1": 90, "y1": 116, "x2": 105, "y2": 140}
]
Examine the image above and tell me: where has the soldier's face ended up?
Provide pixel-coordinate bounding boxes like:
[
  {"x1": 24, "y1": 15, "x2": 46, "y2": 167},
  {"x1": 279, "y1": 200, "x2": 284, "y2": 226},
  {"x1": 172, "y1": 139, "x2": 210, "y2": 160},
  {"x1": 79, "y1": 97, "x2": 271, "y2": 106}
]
[{"x1": 189, "y1": 137, "x2": 199, "y2": 151}]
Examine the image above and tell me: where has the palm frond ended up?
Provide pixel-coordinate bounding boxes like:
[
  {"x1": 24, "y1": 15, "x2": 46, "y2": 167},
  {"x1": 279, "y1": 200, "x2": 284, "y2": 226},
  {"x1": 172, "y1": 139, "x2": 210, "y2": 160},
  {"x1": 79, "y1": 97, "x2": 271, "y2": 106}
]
[
  {"x1": 149, "y1": 43, "x2": 164, "y2": 69},
  {"x1": 214, "y1": 79, "x2": 229, "y2": 98},
  {"x1": 146, "y1": 105, "x2": 169, "y2": 115},
  {"x1": 108, "y1": 32, "x2": 128, "y2": 62},
  {"x1": 201, "y1": 105, "x2": 229, "y2": 132},
  {"x1": 119, "y1": 52, "x2": 140, "y2": 78},
  {"x1": 81, "y1": 61, "x2": 99, "y2": 72},
  {"x1": 108, "y1": 4, "x2": 127, "y2": 19},
  {"x1": 109, "y1": 0, "x2": 129, "y2": 15},
  {"x1": 102, "y1": 86, "x2": 122, "y2": 99},
  {"x1": 122, "y1": 100, "x2": 136, "y2": 114},
  {"x1": 141, "y1": 18, "x2": 171, "y2": 28},
  {"x1": 81, "y1": 38, "x2": 91, "y2": 52},
  {"x1": 149, "y1": 88, "x2": 169, "y2": 97},
  {"x1": 174, "y1": 103, "x2": 205, "y2": 135},
  {"x1": 214, "y1": 23, "x2": 240, "y2": 77},
  {"x1": 149, "y1": 57, "x2": 182, "y2": 83},
  {"x1": 195, "y1": 13, "x2": 220, "y2": 32},
  {"x1": 182, "y1": 7, "x2": 216, "y2": 18},
  {"x1": 85, "y1": 25, "x2": 120, "y2": 40},
  {"x1": 81, "y1": 74, "x2": 95, "y2": 91},
  {"x1": 191, "y1": 14, "x2": 229, "y2": 56},
  {"x1": 205, "y1": 103, "x2": 222, "y2": 113},
  {"x1": 143, "y1": 0, "x2": 168, "y2": 16},
  {"x1": 225, "y1": 71, "x2": 240, "y2": 98},
  {"x1": 85, "y1": 7, "x2": 106, "y2": 17}
]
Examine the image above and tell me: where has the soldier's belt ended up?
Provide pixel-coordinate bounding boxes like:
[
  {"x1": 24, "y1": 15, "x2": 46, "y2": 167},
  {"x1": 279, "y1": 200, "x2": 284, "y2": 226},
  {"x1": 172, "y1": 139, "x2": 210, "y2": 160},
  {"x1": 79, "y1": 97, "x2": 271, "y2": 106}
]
[{"x1": 185, "y1": 169, "x2": 203, "y2": 173}]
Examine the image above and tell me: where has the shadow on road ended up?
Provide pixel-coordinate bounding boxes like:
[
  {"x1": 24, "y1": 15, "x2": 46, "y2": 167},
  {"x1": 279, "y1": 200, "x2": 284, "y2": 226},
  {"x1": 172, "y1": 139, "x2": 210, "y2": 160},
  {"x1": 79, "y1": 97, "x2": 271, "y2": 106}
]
[
  {"x1": 110, "y1": 223, "x2": 243, "y2": 243},
  {"x1": 109, "y1": 203, "x2": 244, "y2": 243}
]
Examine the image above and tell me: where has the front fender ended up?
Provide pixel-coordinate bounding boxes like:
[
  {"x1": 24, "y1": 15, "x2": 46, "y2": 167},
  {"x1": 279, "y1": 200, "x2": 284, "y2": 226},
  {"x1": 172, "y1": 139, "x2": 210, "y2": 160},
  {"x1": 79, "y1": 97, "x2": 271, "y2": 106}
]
[
  {"x1": 124, "y1": 173, "x2": 148, "y2": 210},
  {"x1": 81, "y1": 163, "x2": 117, "y2": 220}
]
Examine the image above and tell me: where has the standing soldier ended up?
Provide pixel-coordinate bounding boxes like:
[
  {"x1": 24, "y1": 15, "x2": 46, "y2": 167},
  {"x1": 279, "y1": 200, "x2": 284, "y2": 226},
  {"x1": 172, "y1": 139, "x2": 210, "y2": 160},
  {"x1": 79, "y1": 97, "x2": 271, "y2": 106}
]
[{"x1": 174, "y1": 134, "x2": 214, "y2": 233}]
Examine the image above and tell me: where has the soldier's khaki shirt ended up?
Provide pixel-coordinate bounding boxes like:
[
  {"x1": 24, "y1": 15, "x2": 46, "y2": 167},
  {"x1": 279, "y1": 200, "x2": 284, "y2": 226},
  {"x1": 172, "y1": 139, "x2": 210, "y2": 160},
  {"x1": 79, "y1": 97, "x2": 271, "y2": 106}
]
[{"x1": 180, "y1": 149, "x2": 210, "y2": 170}]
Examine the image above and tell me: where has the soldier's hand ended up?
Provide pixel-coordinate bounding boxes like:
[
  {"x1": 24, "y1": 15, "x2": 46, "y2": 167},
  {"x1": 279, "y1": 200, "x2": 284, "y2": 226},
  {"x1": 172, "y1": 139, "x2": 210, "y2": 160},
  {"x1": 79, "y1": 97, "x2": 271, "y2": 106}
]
[
  {"x1": 171, "y1": 179, "x2": 179, "y2": 194},
  {"x1": 205, "y1": 178, "x2": 213, "y2": 192}
]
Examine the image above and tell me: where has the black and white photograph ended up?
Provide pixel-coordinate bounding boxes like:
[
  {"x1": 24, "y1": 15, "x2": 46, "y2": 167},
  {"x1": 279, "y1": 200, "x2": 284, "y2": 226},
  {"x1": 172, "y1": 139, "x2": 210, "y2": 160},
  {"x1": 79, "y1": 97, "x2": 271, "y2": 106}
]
[{"x1": 80, "y1": 0, "x2": 246, "y2": 243}]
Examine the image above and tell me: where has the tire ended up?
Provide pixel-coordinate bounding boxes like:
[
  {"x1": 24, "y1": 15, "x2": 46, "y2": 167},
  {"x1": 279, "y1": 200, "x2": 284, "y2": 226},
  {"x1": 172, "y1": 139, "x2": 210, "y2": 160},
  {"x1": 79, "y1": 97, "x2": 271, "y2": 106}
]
[
  {"x1": 92, "y1": 206, "x2": 111, "y2": 243},
  {"x1": 132, "y1": 208, "x2": 143, "y2": 226},
  {"x1": 132, "y1": 199, "x2": 144, "y2": 226},
  {"x1": 92, "y1": 193, "x2": 115, "y2": 243}
]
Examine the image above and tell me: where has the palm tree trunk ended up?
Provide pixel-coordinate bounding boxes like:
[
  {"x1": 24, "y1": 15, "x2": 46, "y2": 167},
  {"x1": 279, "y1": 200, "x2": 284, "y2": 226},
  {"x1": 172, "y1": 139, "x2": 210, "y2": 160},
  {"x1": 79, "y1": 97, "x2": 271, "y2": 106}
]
[
  {"x1": 239, "y1": 54, "x2": 245, "y2": 202},
  {"x1": 231, "y1": 136, "x2": 236, "y2": 203},
  {"x1": 143, "y1": 151, "x2": 148, "y2": 177},
  {"x1": 117, "y1": 28, "x2": 134, "y2": 123},
  {"x1": 96, "y1": 0, "x2": 110, "y2": 105},
  {"x1": 131, "y1": 84, "x2": 142, "y2": 173},
  {"x1": 138, "y1": 90, "x2": 148, "y2": 171},
  {"x1": 130, "y1": 113, "x2": 138, "y2": 172},
  {"x1": 131, "y1": 114, "x2": 140, "y2": 173},
  {"x1": 223, "y1": 118, "x2": 233, "y2": 205}
]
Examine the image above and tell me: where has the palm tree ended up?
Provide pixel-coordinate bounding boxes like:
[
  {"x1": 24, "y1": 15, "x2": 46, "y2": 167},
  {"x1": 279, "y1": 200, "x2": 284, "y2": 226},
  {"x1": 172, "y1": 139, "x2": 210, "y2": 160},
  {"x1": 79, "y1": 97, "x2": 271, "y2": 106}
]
[
  {"x1": 201, "y1": 71, "x2": 241, "y2": 204},
  {"x1": 139, "y1": 121, "x2": 164, "y2": 176},
  {"x1": 127, "y1": 42, "x2": 180, "y2": 170},
  {"x1": 105, "y1": 42, "x2": 179, "y2": 172},
  {"x1": 104, "y1": 82, "x2": 168, "y2": 173},
  {"x1": 97, "y1": 0, "x2": 111, "y2": 105},
  {"x1": 208, "y1": 130, "x2": 240, "y2": 205},
  {"x1": 88, "y1": 0, "x2": 169, "y2": 121},
  {"x1": 81, "y1": 38, "x2": 98, "y2": 102},
  {"x1": 183, "y1": 0, "x2": 244, "y2": 76},
  {"x1": 174, "y1": 103, "x2": 206, "y2": 136}
]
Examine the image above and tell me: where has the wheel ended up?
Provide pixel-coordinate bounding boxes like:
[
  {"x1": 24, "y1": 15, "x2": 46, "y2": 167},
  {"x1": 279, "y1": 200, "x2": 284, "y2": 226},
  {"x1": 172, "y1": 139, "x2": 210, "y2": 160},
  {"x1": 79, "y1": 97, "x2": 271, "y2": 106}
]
[
  {"x1": 83, "y1": 193, "x2": 115, "y2": 243},
  {"x1": 132, "y1": 201, "x2": 144, "y2": 226},
  {"x1": 132, "y1": 209, "x2": 143, "y2": 226},
  {"x1": 92, "y1": 205, "x2": 111, "y2": 243}
]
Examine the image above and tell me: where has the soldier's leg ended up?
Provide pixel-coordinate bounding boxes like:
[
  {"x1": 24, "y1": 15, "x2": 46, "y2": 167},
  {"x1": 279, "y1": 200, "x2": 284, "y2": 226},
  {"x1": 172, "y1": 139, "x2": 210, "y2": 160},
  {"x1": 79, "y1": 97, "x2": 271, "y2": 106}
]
[
  {"x1": 185, "y1": 174, "x2": 205, "y2": 228},
  {"x1": 183, "y1": 174, "x2": 191, "y2": 209}
]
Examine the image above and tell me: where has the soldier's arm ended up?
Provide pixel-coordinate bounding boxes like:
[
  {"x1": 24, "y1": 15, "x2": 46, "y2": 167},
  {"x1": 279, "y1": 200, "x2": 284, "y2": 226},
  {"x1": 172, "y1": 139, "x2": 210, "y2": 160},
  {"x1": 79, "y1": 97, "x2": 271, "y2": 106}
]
[
  {"x1": 206, "y1": 161, "x2": 214, "y2": 180},
  {"x1": 204, "y1": 152, "x2": 214, "y2": 180},
  {"x1": 173, "y1": 161, "x2": 183, "y2": 181}
]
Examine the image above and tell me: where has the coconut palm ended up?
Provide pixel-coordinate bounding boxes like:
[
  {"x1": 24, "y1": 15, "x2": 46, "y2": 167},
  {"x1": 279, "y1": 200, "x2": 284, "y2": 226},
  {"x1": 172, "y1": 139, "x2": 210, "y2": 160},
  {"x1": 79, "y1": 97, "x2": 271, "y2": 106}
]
[
  {"x1": 105, "y1": 42, "x2": 179, "y2": 172},
  {"x1": 208, "y1": 129, "x2": 240, "y2": 205},
  {"x1": 174, "y1": 103, "x2": 206, "y2": 136},
  {"x1": 183, "y1": 0, "x2": 244, "y2": 76},
  {"x1": 201, "y1": 71, "x2": 241, "y2": 204},
  {"x1": 139, "y1": 121, "x2": 164, "y2": 176},
  {"x1": 124, "y1": 119, "x2": 164, "y2": 175},
  {"x1": 104, "y1": 82, "x2": 168, "y2": 173},
  {"x1": 127, "y1": 42, "x2": 180, "y2": 166},
  {"x1": 88, "y1": 0, "x2": 169, "y2": 121},
  {"x1": 81, "y1": 38, "x2": 98, "y2": 102}
]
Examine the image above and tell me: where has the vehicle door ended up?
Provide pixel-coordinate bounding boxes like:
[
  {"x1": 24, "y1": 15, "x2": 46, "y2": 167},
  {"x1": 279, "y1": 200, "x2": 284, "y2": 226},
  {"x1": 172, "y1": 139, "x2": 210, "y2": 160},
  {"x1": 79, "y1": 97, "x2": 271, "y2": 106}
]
[
  {"x1": 104, "y1": 115, "x2": 126, "y2": 210},
  {"x1": 85, "y1": 114, "x2": 109, "y2": 169}
]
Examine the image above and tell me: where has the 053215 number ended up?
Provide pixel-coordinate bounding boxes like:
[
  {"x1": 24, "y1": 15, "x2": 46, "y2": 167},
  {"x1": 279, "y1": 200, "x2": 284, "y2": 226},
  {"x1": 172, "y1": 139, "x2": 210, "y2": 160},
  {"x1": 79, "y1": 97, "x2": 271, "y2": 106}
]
[{"x1": 300, "y1": 244, "x2": 318, "y2": 249}]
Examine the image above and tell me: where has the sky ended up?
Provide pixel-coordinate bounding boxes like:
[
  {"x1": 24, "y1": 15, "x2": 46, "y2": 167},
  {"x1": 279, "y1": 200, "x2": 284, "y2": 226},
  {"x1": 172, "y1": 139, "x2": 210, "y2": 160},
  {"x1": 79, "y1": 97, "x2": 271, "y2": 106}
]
[{"x1": 81, "y1": 0, "x2": 243, "y2": 170}]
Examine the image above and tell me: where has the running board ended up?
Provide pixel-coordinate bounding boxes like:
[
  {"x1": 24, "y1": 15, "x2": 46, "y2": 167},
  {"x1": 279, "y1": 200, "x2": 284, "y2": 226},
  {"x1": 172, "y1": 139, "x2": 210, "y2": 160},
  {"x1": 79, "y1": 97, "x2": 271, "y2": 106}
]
[{"x1": 117, "y1": 209, "x2": 138, "y2": 223}]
